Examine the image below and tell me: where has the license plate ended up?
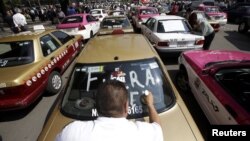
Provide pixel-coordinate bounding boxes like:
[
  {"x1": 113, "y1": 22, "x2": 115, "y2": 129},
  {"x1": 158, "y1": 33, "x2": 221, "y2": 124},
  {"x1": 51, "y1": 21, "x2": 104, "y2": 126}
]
[{"x1": 178, "y1": 41, "x2": 187, "y2": 47}]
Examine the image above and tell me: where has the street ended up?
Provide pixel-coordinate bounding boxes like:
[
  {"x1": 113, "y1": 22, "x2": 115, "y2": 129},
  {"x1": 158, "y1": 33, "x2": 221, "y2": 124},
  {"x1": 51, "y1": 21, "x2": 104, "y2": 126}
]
[{"x1": 0, "y1": 23, "x2": 250, "y2": 141}]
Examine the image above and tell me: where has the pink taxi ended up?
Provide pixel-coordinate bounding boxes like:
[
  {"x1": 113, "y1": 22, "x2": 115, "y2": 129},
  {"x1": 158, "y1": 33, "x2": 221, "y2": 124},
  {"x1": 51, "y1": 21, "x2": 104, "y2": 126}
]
[
  {"x1": 56, "y1": 14, "x2": 100, "y2": 40},
  {"x1": 131, "y1": 6, "x2": 159, "y2": 32},
  {"x1": 176, "y1": 50, "x2": 250, "y2": 124}
]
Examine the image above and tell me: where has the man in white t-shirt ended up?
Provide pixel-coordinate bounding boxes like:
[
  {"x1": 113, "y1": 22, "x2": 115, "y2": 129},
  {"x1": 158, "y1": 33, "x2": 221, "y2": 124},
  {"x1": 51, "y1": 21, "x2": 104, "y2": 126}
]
[
  {"x1": 12, "y1": 8, "x2": 28, "y2": 33},
  {"x1": 56, "y1": 80, "x2": 163, "y2": 141}
]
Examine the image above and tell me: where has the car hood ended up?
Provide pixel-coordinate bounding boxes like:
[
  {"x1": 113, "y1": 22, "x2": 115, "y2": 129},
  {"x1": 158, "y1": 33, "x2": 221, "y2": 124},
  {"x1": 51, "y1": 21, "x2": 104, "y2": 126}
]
[
  {"x1": 155, "y1": 32, "x2": 204, "y2": 41},
  {"x1": 182, "y1": 50, "x2": 250, "y2": 70},
  {"x1": 37, "y1": 100, "x2": 204, "y2": 141},
  {"x1": 0, "y1": 62, "x2": 42, "y2": 87}
]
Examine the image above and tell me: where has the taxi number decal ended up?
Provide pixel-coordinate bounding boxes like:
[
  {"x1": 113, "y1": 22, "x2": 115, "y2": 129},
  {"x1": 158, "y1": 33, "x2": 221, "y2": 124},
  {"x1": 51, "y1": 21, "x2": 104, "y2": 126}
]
[{"x1": 0, "y1": 59, "x2": 8, "y2": 67}]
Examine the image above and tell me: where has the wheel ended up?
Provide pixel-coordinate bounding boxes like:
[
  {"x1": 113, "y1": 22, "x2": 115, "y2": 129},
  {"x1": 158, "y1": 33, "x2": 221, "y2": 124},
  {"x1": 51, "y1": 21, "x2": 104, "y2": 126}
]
[
  {"x1": 90, "y1": 31, "x2": 94, "y2": 38},
  {"x1": 46, "y1": 71, "x2": 62, "y2": 94},
  {"x1": 175, "y1": 68, "x2": 190, "y2": 92},
  {"x1": 238, "y1": 22, "x2": 249, "y2": 33}
]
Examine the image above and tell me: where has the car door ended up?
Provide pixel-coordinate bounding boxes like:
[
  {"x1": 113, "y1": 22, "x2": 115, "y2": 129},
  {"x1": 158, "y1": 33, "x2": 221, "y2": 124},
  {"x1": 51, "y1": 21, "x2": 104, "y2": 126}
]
[
  {"x1": 51, "y1": 31, "x2": 80, "y2": 69},
  {"x1": 88, "y1": 15, "x2": 100, "y2": 34}
]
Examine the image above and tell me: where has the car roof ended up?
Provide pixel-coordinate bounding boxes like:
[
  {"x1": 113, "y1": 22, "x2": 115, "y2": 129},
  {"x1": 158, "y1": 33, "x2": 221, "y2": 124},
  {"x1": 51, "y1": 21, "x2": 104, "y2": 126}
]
[
  {"x1": 76, "y1": 34, "x2": 156, "y2": 64},
  {"x1": 152, "y1": 15, "x2": 184, "y2": 20},
  {"x1": 0, "y1": 29, "x2": 56, "y2": 42},
  {"x1": 65, "y1": 13, "x2": 88, "y2": 17}
]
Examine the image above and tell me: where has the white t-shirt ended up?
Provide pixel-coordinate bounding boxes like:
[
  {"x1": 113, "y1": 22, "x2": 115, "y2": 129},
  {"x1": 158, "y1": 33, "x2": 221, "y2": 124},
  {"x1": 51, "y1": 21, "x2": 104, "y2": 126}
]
[
  {"x1": 56, "y1": 117, "x2": 163, "y2": 141},
  {"x1": 12, "y1": 13, "x2": 27, "y2": 27}
]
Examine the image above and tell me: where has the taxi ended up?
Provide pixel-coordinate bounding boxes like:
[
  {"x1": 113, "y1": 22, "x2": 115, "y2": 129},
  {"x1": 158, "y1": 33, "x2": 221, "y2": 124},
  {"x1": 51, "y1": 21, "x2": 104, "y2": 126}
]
[
  {"x1": 38, "y1": 33, "x2": 204, "y2": 141},
  {"x1": 176, "y1": 50, "x2": 250, "y2": 124},
  {"x1": 0, "y1": 30, "x2": 83, "y2": 111}
]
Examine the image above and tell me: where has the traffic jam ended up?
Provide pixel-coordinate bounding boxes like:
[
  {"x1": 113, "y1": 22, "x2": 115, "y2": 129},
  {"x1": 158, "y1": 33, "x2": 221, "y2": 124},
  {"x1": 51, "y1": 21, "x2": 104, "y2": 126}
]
[{"x1": 0, "y1": 0, "x2": 250, "y2": 141}]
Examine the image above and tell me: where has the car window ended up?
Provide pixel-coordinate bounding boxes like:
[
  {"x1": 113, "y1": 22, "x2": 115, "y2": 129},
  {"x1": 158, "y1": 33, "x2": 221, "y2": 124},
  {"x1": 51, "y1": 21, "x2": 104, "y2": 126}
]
[
  {"x1": 87, "y1": 15, "x2": 97, "y2": 22},
  {"x1": 215, "y1": 68, "x2": 250, "y2": 113},
  {"x1": 157, "y1": 19, "x2": 191, "y2": 33},
  {"x1": 61, "y1": 16, "x2": 83, "y2": 24},
  {"x1": 40, "y1": 34, "x2": 60, "y2": 57},
  {"x1": 90, "y1": 10, "x2": 101, "y2": 14},
  {"x1": 61, "y1": 58, "x2": 175, "y2": 120},
  {"x1": 139, "y1": 8, "x2": 158, "y2": 15},
  {"x1": 0, "y1": 41, "x2": 34, "y2": 67},
  {"x1": 52, "y1": 31, "x2": 73, "y2": 44},
  {"x1": 101, "y1": 17, "x2": 130, "y2": 28},
  {"x1": 145, "y1": 18, "x2": 156, "y2": 31}
]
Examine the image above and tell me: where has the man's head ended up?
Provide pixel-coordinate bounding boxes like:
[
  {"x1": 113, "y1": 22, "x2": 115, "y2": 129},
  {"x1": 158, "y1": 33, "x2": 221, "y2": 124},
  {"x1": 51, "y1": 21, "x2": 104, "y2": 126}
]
[{"x1": 96, "y1": 80, "x2": 128, "y2": 118}]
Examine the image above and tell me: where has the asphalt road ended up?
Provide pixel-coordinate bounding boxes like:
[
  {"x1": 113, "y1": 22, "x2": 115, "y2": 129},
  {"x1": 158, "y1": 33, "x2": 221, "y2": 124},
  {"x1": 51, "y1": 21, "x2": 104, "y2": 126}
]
[{"x1": 0, "y1": 23, "x2": 249, "y2": 141}]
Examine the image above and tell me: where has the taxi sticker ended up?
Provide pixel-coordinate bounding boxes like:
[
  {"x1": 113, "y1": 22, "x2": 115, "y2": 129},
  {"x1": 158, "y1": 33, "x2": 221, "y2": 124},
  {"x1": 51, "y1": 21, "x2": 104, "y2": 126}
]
[
  {"x1": 110, "y1": 68, "x2": 126, "y2": 83},
  {"x1": 149, "y1": 62, "x2": 158, "y2": 69},
  {"x1": 87, "y1": 66, "x2": 104, "y2": 73}
]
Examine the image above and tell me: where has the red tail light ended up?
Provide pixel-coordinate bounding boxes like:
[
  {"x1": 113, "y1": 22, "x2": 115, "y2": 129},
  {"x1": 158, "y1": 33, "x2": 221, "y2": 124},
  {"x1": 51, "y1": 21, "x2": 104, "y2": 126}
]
[
  {"x1": 78, "y1": 25, "x2": 86, "y2": 30},
  {"x1": 138, "y1": 17, "x2": 142, "y2": 21},
  {"x1": 157, "y1": 41, "x2": 169, "y2": 47},
  {"x1": 195, "y1": 39, "x2": 204, "y2": 45},
  {"x1": 112, "y1": 29, "x2": 124, "y2": 35}
]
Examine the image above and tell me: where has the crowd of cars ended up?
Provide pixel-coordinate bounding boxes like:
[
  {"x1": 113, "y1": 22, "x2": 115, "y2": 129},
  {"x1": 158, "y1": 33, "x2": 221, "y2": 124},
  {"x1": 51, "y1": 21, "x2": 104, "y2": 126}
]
[{"x1": 0, "y1": 2, "x2": 250, "y2": 141}]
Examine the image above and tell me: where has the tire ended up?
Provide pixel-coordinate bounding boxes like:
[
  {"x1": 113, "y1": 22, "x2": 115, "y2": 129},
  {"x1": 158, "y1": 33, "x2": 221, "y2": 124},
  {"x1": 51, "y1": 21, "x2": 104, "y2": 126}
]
[
  {"x1": 175, "y1": 68, "x2": 190, "y2": 93},
  {"x1": 46, "y1": 71, "x2": 62, "y2": 94},
  {"x1": 90, "y1": 31, "x2": 93, "y2": 38},
  {"x1": 238, "y1": 22, "x2": 249, "y2": 33}
]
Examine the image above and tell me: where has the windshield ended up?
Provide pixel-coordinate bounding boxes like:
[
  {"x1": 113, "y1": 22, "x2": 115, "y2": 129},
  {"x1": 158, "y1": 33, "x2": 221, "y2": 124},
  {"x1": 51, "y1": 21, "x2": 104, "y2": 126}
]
[
  {"x1": 215, "y1": 68, "x2": 250, "y2": 113},
  {"x1": 205, "y1": 7, "x2": 220, "y2": 12},
  {"x1": 101, "y1": 17, "x2": 131, "y2": 28},
  {"x1": 61, "y1": 58, "x2": 175, "y2": 120},
  {"x1": 0, "y1": 41, "x2": 34, "y2": 67},
  {"x1": 157, "y1": 19, "x2": 191, "y2": 33}
]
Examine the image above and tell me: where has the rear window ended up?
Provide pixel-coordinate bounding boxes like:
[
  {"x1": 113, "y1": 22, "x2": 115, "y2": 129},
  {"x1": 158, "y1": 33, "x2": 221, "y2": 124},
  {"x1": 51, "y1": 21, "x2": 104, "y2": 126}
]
[
  {"x1": 101, "y1": 17, "x2": 131, "y2": 28},
  {"x1": 61, "y1": 58, "x2": 175, "y2": 120},
  {"x1": 215, "y1": 68, "x2": 250, "y2": 112},
  {"x1": 157, "y1": 19, "x2": 191, "y2": 33},
  {"x1": 61, "y1": 16, "x2": 83, "y2": 24},
  {"x1": 90, "y1": 10, "x2": 101, "y2": 14},
  {"x1": 139, "y1": 8, "x2": 158, "y2": 15},
  {"x1": 0, "y1": 41, "x2": 34, "y2": 67}
]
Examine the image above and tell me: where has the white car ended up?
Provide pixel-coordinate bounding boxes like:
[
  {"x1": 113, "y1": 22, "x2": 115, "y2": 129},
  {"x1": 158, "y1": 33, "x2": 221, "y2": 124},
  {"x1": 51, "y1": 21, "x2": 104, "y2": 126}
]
[
  {"x1": 90, "y1": 9, "x2": 108, "y2": 22},
  {"x1": 141, "y1": 15, "x2": 205, "y2": 53}
]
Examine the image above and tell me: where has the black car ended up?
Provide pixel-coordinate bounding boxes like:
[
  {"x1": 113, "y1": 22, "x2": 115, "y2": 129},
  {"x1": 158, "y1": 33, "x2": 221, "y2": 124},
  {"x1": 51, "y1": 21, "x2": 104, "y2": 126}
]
[
  {"x1": 226, "y1": 4, "x2": 250, "y2": 23},
  {"x1": 238, "y1": 16, "x2": 250, "y2": 33}
]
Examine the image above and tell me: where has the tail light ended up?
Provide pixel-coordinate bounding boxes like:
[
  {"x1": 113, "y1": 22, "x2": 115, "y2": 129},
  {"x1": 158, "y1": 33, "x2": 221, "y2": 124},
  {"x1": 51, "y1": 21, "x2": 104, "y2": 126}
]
[
  {"x1": 78, "y1": 24, "x2": 86, "y2": 30},
  {"x1": 138, "y1": 17, "x2": 142, "y2": 21},
  {"x1": 195, "y1": 39, "x2": 204, "y2": 45},
  {"x1": 112, "y1": 29, "x2": 124, "y2": 35},
  {"x1": 157, "y1": 41, "x2": 169, "y2": 47}
]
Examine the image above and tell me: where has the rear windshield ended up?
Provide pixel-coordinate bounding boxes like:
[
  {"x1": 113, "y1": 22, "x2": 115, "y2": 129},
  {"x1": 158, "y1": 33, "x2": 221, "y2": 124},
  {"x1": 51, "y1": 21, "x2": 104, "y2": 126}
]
[
  {"x1": 101, "y1": 17, "x2": 131, "y2": 28},
  {"x1": 61, "y1": 58, "x2": 175, "y2": 120},
  {"x1": 61, "y1": 16, "x2": 83, "y2": 24},
  {"x1": 157, "y1": 19, "x2": 191, "y2": 33},
  {"x1": 0, "y1": 41, "x2": 34, "y2": 67},
  {"x1": 215, "y1": 68, "x2": 250, "y2": 112},
  {"x1": 139, "y1": 8, "x2": 158, "y2": 15}
]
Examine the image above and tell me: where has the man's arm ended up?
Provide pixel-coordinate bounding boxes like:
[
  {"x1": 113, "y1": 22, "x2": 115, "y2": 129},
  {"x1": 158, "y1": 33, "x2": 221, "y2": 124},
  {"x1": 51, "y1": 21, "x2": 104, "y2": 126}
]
[{"x1": 143, "y1": 91, "x2": 161, "y2": 126}]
